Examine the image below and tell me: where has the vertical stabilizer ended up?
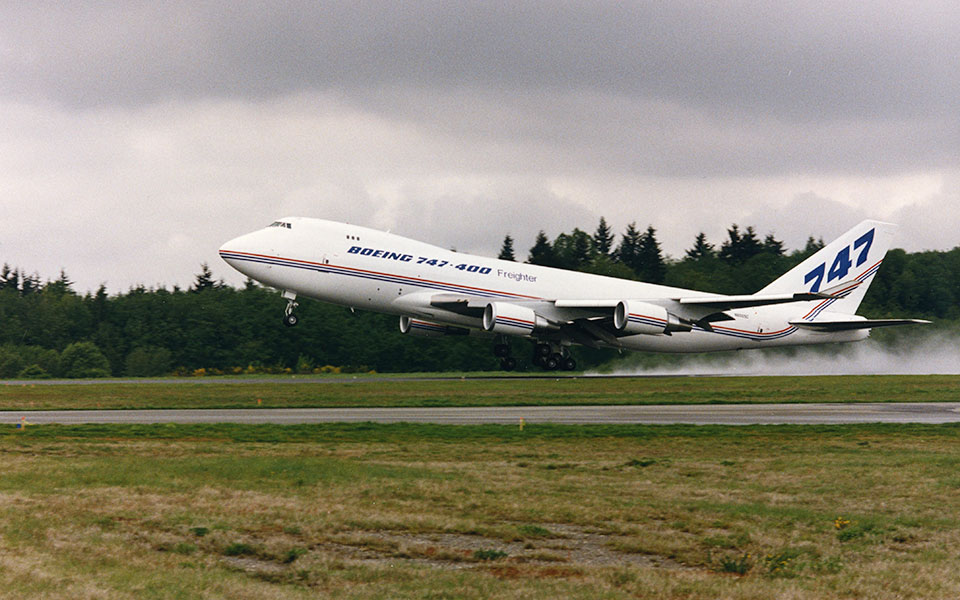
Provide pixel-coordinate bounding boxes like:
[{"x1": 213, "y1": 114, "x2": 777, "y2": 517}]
[{"x1": 759, "y1": 220, "x2": 897, "y2": 315}]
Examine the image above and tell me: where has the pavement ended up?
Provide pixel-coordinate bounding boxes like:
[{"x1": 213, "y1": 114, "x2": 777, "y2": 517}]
[{"x1": 4, "y1": 402, "x2": 960, "y2": 425}]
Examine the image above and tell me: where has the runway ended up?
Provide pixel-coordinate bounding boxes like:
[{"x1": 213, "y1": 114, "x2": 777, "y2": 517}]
[{"x1": 4, "y1": 402, "x2": 960, "y2": 425}]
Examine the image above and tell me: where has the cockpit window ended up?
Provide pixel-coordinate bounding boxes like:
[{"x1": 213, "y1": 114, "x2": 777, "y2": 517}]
[{"x1": 268, "y1": 221, "x2": 292, "y2": 229}]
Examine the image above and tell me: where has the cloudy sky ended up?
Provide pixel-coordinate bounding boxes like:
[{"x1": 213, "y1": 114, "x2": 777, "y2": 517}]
[{"x1": 2, "y1": 1, "x2": 958, "y2": 293}]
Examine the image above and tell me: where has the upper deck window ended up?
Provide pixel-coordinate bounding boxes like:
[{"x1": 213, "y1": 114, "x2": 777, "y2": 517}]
[{"x1": 268, "y1": 221, "x2": 292, "y2": 229}]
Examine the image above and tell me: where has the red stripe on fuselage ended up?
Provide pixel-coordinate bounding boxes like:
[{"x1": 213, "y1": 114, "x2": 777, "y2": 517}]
[{"x1": 220, "y1": 250, "x2": 543, "y2": 301}]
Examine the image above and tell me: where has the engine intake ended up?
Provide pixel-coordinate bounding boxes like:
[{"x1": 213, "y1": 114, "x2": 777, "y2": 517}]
[
  {"x1": 399, "y1": 316, "x2": 469, "y2": 337},
  {"x1": 614, "y1": 300, "x2": 691, "y2": 335},
  {"x1": 482, "y1": 302, "x2": 552, "y2": 336}
]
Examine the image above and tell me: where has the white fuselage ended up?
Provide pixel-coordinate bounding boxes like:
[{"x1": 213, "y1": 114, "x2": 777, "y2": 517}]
[{"x1": 219, "y1": 217, "x2": 867, "y2": 353}]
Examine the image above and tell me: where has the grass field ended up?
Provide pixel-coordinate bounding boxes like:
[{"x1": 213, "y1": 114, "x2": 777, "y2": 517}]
[
  {"x1": 2, "y1": 421, "x2": 960, "y2": 599},
  {"x1": 1, "y1": 373, "x2": 959, "y2": 410}
]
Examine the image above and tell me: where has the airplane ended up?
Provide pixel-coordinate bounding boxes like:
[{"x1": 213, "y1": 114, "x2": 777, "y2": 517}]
[{"x1": 219, "y1": 218, "x2": 928, "y2": 371}]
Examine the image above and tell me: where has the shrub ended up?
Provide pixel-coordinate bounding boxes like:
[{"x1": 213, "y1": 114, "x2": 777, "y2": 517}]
[
  {"x1": 282, "y1": 547, "x2": 307, "y2": 564},
  {"x1": 172, "y1": 543, "x2": 196, "y2": 555},
  {"x1": 0, "y1": 347, "x2": 24, "y2": 378},
  {"x1": 295, "y1": 354, "x2": 315, "y2": 374},
  {"x1": 762, "y1": 548, "x2": 806, "y2": 577},
  {"x1": 60, "y1": 342, "x2": 111, "y2": 378},
  {"x1": 717, "y1": 553, "x2": 752, "y2": 575},
  {"x1": 15, "y1": 346, "x2": 60, "y2": 377},
  {"x1": 517, "y1": 524, "x2": 552, "y2": 537},
  {"x1": 17, "y1": 364, "x2": 51, "y2": 379},
  {"x1": 125, "y1": 346, "x2": 172, "y2": 377},
  {"x1": 223, "y1": 542, "x2": 256, "y2": 556},
  {"x1": 473, "y1": 549, "x2": 508, "y2": 561}
]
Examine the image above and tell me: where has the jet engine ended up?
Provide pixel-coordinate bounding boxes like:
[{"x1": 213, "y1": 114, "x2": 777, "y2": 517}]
[
  {"x1": 613, "y1": 300, "x2": 691, "y2": 335},
  {"x1": 482, "y1": 302, "x2": 553, "y2": 336},
  {"x1": 399, "y1": 316, "x2": 469, "y2": 337}
]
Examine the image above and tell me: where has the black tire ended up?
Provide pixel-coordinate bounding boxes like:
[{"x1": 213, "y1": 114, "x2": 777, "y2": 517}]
[
  {"x1": 494, "y1": 343, "x2": 510, "y2": 358},
  {"x1": 544, "y1": 354, "x2": 560, "y2": 370},
  {"x1": 283, "y1": 313, "x2": 299, "y2": 327},
  {"x1": 501, "y1": 357, "x2": 517, "y2": 371},
  {"x1": 562, "y1": 357, "x2": 577, "y2": 371},
  {"x1": 535, "y1": 343, "x2": 551, "y2": 358}
]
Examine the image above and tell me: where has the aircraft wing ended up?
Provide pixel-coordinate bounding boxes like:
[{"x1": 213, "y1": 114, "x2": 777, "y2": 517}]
[
  {"x1": 675, "y1": 279, "x2": 861, "y2": 312},
  {"x1": 554, "y1": 282, "x2": 858, "y2": 326},
  {"x1": 429, "y1": 282, "x2": 860, "y2": 327},
  {"x1": 789, "y1": 318, "x2": 931, "y2": 332},
  {"x1": 418, "y1": 280, "x2": 893, "y2": 345},
  {"x1": 678, "y1": 291, "x2": 831, "y2": 310}
]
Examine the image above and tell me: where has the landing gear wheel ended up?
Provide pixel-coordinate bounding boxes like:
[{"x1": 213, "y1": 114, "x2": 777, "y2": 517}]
[
  {"x1": 535, "y1": 344, "x2": 551, "y2": 358},
  {"x1": 562, "y1": 357, "x2": 577, "y2": 371},
  {"x1": 282, "y1": 293, "x2": 300, "y2": 328},
  {"x1": 493, "y1": 343, "x2": 510, "y2": 358},
  {"x1": 544, "y1": 353, "x2": 560, "y2": 371},
  {"x1": 500, "y1": 357, "x2": 517, "y2": 371}
]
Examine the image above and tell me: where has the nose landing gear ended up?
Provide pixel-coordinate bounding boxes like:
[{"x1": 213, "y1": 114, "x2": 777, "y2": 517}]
[{"x1": 282, "y1": 291, "x2": 299, "y2": 327}]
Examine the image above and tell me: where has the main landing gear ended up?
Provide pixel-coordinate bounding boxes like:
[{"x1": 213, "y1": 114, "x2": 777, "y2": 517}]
[
  {"x1": 282, "y1": 291, "x2": 299, "y2": 327},
  {"x1": 493, "y1": 337, "x2": 517, "y2": 371},
  {"x1": 491, "y1": 339, "x2": 577, "y2": 372},
  {"x1": 532, "y1": 342, "x2": 576, "y2": 372}
]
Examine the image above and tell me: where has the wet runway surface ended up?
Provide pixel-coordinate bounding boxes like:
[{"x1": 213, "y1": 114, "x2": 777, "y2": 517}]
[{"x1": 4, "y1": 403, "x2": 960, "y2": 425}]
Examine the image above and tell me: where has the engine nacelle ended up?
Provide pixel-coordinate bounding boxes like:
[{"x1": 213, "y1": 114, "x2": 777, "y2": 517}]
[
  {"x1": 482, "y1": 302, "x2": 551, "y2": 336},
  {"x1": 614, "y1": 300, "x2": 691, "y2": 335},
  {"x1": 399, "y1": 316, "x2": 469, "y2": 337}
]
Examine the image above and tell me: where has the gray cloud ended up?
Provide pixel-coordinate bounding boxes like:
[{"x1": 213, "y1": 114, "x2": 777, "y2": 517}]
[
  {"x1": 5, "y1": 2, "x2": 959, "y2": 118},
  {"x1": 4, "y1": 2, "x2": 957, "y2": 179},
  {"x1": 2, "y1": 2, "x2": 959, "y2": 292}
]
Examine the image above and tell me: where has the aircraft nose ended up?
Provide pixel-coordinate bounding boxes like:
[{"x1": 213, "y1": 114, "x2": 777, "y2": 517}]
[
  {"x1": 219, "y1": 234, "x2": 245, "y2": 260},
  {"x1": 219, "y1": 231, "x2": 263, "y2": 271}
]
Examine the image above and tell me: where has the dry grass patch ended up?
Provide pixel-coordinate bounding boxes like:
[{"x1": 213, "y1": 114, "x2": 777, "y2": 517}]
[{"x1": 1, "y1": 423, "x2": 960, "y2": 598}]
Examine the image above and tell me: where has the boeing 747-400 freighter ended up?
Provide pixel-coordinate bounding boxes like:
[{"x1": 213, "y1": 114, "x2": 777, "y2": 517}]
[{"x1": 220, "y1": 218, "x2": 927, "y2": 371}]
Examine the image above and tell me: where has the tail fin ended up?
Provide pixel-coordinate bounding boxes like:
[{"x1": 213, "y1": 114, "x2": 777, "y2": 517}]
[{"x1": 759, "y1": 220, "x2": 897, "y2": 315}]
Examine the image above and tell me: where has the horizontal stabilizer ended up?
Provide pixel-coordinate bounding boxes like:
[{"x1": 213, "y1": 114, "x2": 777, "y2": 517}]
[{"x1": 789, "y1": 319, "x2": 931, "y2": 332}]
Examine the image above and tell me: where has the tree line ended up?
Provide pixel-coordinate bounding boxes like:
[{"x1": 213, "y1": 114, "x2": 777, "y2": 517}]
[{"x1": 1, "y1": 220, "x2": 957, "y2": 377}]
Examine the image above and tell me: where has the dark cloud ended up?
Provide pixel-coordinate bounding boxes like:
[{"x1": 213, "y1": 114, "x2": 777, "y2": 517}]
[
  {"x1": 4, "y1": 2, "x2": 959, "y2": 119},
  {"x1": 4, "y1": 2, "x2": 957, "y2": 179}
]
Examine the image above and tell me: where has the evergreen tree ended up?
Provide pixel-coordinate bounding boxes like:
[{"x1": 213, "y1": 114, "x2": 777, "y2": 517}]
[
  {"x1": 527, "y1": 231, "x2": 558, "y2": 267},
  {"x1": 636, "y1": 226, "x2": 667, "y2": 283},
  {"x1": 685, "y1": 232, "x2": 716, "y2": 260},
  {"x1": 497, "y1": 234, "x2": 516, "y2": 262},
  {"x1": 553, "y1": 229, "x2": 594, "y2": 270},
  {"x1": 615, "y1": 222, "x2": 643, "y2": 276},
  {"x1": 20, "y1": 272, "x2": 40, "y2": 296},
  {"x1": 45, "y1": 269, "x2": 75, "y2": 297},
  {"x1": 719, "y1": 225, "x2": 763, "y2": 264},
  {"x1": 0, "y1": 264, "x2": 12, "y2": 291},
  {"x1": 762, "y1": 233, "x2": 785, "y2": 256},
  {"x1": 192, "y1": 263, "x2": 216, "y2": 293},
  {"x1": 90, "y1": 284, "x2": 109, "y2": 323},
  {"x1": 593, "y1": 217, "x2": 615, "y2": 256},
  {"x1": 804, "y1": 236, "x2": 825, "y2": 253}
]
